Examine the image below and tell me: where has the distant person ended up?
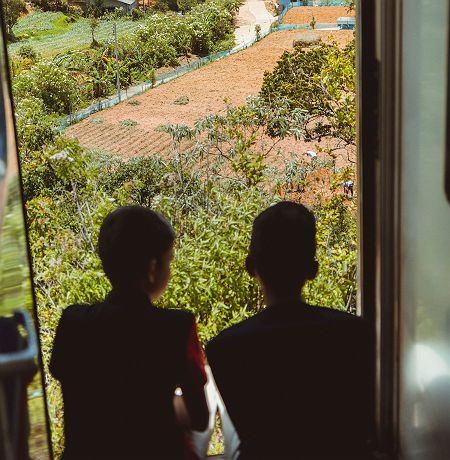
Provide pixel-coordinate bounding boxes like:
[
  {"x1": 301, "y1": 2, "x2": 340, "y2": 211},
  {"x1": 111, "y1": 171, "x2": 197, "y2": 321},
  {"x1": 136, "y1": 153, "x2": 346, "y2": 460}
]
[
  {"x1": 306, "y1": 150, "x2": 317, "y2": 160},
  {"x1": 50, "y1": 206, "x2": 209, "y2": 460},
  {"x1": 206, "y1": 202, "x2": 373, "y2": 460},
  {"x1": 343, "y1": 180, "x2": 354, "y2": 198}
]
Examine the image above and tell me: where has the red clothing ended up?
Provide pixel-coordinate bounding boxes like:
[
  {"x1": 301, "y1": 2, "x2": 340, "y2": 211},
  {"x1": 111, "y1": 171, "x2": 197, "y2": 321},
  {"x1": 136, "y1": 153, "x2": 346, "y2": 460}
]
[
  {"x1": 185, "y1": 321, "x2": 207, "y2": 386},
  {"x1": 183, "y1": 320, "x2": 207, "y2": 460}
]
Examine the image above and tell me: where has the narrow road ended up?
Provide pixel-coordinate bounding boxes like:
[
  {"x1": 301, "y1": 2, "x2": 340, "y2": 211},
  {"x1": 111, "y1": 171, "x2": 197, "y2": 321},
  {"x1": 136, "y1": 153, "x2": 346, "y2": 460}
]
[{"x1": 234, "y1": 0, "x2": 276, "y2": 47}]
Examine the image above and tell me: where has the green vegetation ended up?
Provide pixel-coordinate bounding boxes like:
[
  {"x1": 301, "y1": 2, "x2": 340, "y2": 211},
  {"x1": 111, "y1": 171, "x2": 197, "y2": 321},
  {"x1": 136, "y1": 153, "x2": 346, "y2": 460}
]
[
  {"x1": 13, "y1": 60, "x2": 79, "y2": 114},
  {"x1": 255, "y1": 23, "x2": 261, "y2": 41},
  {"x1": 10, "y1": 0, "x2": 239, "y2": 112},
  {"x1": 32, "y1": 0, "x2": 76, "y2": 13},
  {"x1": 120, "y1": 118, "x2": 138, "y2": 128},
  {"x1": 2, "y1": 0, "x2": 26, "y2": 40},
  {"x1": 13, "y1": 11, "x2": 72, "y2": 40},
  {"x1": 261, "y1": 40, "x2": 356, "y2": 150},
  {"x1": 9, "y1": 6, "x2": 357, "y2": 454},
  {"x1": 88, "y1": 15, "x2": 99, "y2": 46},
  {"x1": 9, "y1": 12, "x2": 145, "y2": 57}
]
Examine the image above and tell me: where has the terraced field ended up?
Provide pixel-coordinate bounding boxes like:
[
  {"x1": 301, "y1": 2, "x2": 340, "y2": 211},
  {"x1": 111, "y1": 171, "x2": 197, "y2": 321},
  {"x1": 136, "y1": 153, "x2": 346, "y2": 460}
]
[
  {"x1": 66, "y1": 29, "x2": 353, "y2": 161},
  {"x1": 281, "y1": 6, "x2": 354, "y2": 25},
  {"x1": 9, "y1": 12, "x2": 145, "y2": 57}
]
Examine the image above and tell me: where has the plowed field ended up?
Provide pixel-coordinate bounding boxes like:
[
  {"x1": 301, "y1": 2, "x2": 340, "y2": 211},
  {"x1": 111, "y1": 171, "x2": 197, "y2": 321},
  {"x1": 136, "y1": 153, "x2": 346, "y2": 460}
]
[
  {"x1": 282, "y1": 6, "x2": 354, "y2": 25},
  {"x1": 66, "y1": 29, "x2": 353, "y2": 165}
]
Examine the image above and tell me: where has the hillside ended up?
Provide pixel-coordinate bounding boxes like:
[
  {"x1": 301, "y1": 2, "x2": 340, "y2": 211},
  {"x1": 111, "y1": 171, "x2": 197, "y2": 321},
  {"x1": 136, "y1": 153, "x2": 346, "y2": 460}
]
[
  {"x1": 9, "y1": 11, "x2": 145, "y2": 57},
  {"x1": 66, "y1": 29, "x2": 353, "y2": 163}
]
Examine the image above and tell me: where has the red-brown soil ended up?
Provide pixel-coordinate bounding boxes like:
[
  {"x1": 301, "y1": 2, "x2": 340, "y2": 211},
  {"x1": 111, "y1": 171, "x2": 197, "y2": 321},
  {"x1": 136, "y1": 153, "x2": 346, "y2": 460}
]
[
  {"x1": 282, "y1": 6, "x2": 354, "y2": 25},
  {"x1": 66, "y1": 29, "x2": 353, "y2": 166}
]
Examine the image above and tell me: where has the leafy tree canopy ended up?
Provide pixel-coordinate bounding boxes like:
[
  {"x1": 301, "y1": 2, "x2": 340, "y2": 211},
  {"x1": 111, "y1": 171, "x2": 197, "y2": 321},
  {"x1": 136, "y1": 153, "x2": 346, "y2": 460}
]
[
  {"x1": 2, "y1": 0, "x2": 26, "y2": 40},
  {"x1": 260, "y1": 40, "x2": 356, "y2": 147},
  {"x1": 13, "y1": 60, "x2": 80, "y2": 114}
]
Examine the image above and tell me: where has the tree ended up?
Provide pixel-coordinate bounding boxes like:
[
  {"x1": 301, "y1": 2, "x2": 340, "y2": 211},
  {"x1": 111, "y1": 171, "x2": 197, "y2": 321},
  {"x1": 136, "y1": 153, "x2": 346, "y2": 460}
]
[
  {"x1": 89, "y1": 15, "x2": 99, "y2": 46},
  {"x1": 90, "y1": 0, "x2": 105, "y2": 17},
  {"x1": 2, "y1": 0, "x2": 25, "y2": 41},
  {"x1": 261, "y1": 40, "x2": 356, "y2": 150},
  {"x1": 159, "y1": 97, "x2": 305, "y2": 187},
  {"x1": 255, "y1": 23, "x2": 261, "y2": 41},
  {"x1": 32, "y1": 0, "x2": 69, "y2": 12}
]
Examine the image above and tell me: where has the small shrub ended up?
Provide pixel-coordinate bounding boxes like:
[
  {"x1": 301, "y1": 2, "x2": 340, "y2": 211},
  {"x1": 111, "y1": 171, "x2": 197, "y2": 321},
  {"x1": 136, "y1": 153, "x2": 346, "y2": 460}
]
[
  {"x1": 174, "y1": 95, "x2": 189, "y2": 105},
  {"x1": 131, "y1": 8, "x2": 144, "y2": 20},
  {"x1": 101, "y1": 7, "x2": 125, "y2": 20},
  {"x1": 17, "y1": 44, "x2": 40, "y2": 61},
  {"x1": 120, "y1": 119, "x2": 138, "y2": 128},
  {"x1": 255, "y1": 23, "x2": 261, "y2": 41},
  {"x1": 264, "y1": 0, "x2": 278, "y2": 17},
  {"x1": 292, "y1": 31, "x2": 321, "y2": 48},
  {"x1": 90, "y1": 117, "x2": 104, "y2": 124},
  {"x1": 67, "y1": 4, "x2": 83, "y2": 17},
  {"x1": 148, "y1": 68, "x2": 156, "y2": 87},
  {"x1": 127, "y1": 99, "x2": 141, "y2": 106}
]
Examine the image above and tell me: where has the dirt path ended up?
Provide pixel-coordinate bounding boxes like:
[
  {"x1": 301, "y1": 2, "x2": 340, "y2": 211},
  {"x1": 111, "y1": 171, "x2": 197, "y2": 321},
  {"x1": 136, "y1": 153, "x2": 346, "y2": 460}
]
[
  {"x1": 234, "y1": 0, "x2": 276, "y2": 46},
  {"x1": 66, "y1": 29, "x2": 353, "y2": 163}
]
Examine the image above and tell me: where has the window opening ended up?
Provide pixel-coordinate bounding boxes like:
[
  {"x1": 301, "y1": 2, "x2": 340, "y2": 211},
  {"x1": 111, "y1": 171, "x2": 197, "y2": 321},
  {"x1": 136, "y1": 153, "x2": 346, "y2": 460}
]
[{"x1": 2, "y1": 0, "x2": 361, "y2": 457}]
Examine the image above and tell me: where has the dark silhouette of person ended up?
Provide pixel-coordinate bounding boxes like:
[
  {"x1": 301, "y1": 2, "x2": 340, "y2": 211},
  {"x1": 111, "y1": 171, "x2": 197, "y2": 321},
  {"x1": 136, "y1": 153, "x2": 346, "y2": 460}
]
[
  {"x1": 50, "y1": 206, "x2": 209, "y2": 460},
  {"x1": 206, "y1": 202, "x2": 373, "y2": 460}
]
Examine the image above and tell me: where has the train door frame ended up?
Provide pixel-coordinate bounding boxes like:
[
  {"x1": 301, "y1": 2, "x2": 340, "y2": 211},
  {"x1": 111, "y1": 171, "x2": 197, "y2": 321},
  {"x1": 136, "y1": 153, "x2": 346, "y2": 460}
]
[
  {"x1": 0, "y1": 6, "x2": 54, "y2": 459},
  {"x1": 358, "y1": 0, "x2": 402, "y2": 457}
]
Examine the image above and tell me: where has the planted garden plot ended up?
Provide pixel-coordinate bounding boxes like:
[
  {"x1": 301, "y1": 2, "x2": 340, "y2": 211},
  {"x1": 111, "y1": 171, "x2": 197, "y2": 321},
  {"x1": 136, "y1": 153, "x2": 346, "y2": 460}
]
[
  {"x1": 66, "y1": 29, "x2": 353, "y2": 160},
  {"x1": 9, "y1": 12, "x2": 145, "y2": 57},
  {"x1": 282, "y1": 6, "x2": 354, "y2": 25}
]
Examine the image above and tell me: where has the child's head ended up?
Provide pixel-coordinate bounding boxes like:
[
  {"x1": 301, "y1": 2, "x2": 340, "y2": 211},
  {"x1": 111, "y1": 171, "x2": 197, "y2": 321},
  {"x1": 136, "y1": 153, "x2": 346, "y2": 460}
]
[
  {"x1": 246, "y1": 201, "x2": 318, "y2": 297},
  {"x1": 98, "y1": 205, "x2": 175, "y2": 300}
]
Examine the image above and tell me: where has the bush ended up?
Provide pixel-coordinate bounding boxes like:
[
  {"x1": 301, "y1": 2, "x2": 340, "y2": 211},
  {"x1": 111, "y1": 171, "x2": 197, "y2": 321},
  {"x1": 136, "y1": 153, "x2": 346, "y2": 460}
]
[
  {"x1": 17, "y1": 44, "x2": 39, "y2": 61},
  {"x1": 158, "y1": 185, "x2": 270, "y2": 341},
  {"x1": 20, "y1": 138, "x2": 90, "y2": 202},
  {"x1": 15, "y1": 96, "x2": 56, "y2": 154},
  {"x1": 131, "y1": 7, "x2": 144, "y2": 20},
  {"x1": 304, "y1": 196, "x2": 357, "y2": 312},
  {"x1": 67, "y1": 4, "x2": 84, "y2": 17},
  {"x1": 177, "y1": 0, "x2": 204, "y2": 13},
  {"x1": 33, "y1": 0, "x2": 69, "y2": 12},
  {"x1": 13, "y1": 60, "x2": 80, "y2": 114},
  {"x1": 292, "y1": 31, "x2": 321, "y2": 48},
  {"x1": 2, "y1": 0, "x2": 26, "y2": 40}
]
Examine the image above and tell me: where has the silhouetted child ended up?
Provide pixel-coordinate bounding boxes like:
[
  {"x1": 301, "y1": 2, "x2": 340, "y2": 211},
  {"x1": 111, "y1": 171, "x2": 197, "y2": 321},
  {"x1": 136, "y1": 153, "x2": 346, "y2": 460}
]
[
  {"x1": 206, "y1": 202, "x2": 373, "y2": 460},
  {"x1": 50, "y1": 206, "x2": 208, "y2": 460}
]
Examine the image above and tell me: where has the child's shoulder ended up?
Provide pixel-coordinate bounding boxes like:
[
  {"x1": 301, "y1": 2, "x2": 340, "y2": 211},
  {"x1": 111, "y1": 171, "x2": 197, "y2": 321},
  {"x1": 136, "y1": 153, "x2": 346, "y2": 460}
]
[
  {"x1": 154, "y1": 305, "x2": 193, "y2": 319},
  {"x1": 151, "y1": 305, "x2": 194, "y2": 328}
]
